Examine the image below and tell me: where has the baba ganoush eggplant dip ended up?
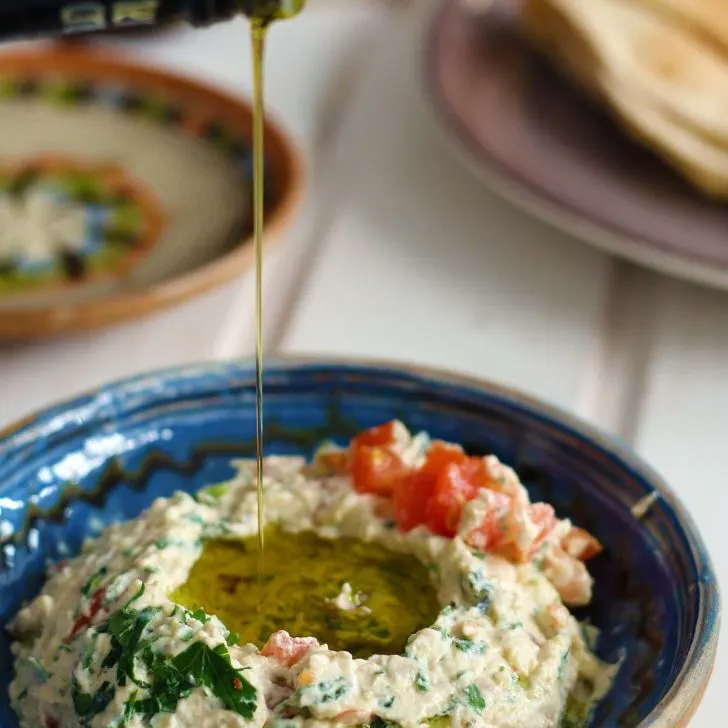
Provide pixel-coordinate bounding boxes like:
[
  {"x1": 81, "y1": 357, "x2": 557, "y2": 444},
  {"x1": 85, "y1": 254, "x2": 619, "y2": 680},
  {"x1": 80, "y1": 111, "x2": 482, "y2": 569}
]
[{"x1": 8, "y1": 421, "x2": 617, "y2": 728}]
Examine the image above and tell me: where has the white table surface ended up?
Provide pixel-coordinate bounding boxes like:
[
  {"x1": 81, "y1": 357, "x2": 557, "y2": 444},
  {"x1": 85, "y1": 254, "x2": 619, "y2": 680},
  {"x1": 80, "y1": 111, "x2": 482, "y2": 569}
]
[{"x1": 0, "y1": 1, "x2": 724, "y2": 724}]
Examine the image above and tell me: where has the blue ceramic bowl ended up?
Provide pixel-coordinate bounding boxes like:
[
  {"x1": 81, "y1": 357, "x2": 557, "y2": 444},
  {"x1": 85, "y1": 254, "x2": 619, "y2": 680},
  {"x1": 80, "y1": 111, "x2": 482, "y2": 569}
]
[{"x1": 0, "y1": 359, "x2": 720, "y2": 727}]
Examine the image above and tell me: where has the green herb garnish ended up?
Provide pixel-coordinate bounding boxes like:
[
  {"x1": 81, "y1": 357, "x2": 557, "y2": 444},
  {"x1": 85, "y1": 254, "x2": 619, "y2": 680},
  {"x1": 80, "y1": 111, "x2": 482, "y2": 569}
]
[
  {"x1": 296, "y1": 677, "x2": 350, "y2": 706},
  {"x1": 89, "y1": 583, "x2": 257, "y2": 721},
  {"x1": 72, "y1": 678, "x2": 115, "y2": 722},
  {"x1": 81, "y1": 566, "x2": 108, "y2": 596},
  {"x1": 190, "y1": 608, "x2": 210, "y2": 623},
  {"x1": 558, "y1": 649, "x2": 570, "y2": 681},
  {"x1": 128, "y1": 641, "x2": 256, "y2": 718},
  {"x1": 465, "y1": 684, "x2": 486, "y2": 713},
  {"x1": 452, "y1": 638, "x2": 486, "y2": 654},
  {"x1": 198, "y1": 482, "x2": 229, "y2": 501}
]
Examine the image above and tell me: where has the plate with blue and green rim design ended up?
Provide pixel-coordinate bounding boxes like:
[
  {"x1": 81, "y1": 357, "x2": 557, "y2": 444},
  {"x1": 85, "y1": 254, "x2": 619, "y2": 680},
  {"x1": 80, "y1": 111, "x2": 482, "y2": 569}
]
[{"x1": 0, "y1": 45, "x2": 304, "y2": 340}]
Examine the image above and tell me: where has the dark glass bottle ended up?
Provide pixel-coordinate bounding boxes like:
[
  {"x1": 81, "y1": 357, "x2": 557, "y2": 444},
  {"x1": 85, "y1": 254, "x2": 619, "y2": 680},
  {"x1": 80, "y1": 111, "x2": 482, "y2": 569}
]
[{"x1": 0, "y1": 0, "x2": 303, "y2": 41}]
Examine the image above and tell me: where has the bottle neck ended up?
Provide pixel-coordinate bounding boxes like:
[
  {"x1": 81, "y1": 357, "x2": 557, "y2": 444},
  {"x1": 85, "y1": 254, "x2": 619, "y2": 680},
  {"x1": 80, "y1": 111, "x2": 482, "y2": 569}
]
[
  {"x1": 0, "y1": 0, "x2": 302, "y2": 42},
  {"x1": 0, "y1": 0, "x2": 242, "y2": 41}
]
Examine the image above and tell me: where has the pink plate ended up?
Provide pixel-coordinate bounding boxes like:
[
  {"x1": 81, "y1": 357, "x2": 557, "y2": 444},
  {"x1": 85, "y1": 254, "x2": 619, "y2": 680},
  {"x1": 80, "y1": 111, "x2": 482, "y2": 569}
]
[{"x1": 424, "y1": 0, "x2": 728, "y2": 288}]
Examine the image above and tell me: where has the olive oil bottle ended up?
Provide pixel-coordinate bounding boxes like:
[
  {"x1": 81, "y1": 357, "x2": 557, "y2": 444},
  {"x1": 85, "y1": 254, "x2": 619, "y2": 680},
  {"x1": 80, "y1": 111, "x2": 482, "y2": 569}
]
[{"x1": 0, "y1": 0, "x2": 302, "y2": 40}]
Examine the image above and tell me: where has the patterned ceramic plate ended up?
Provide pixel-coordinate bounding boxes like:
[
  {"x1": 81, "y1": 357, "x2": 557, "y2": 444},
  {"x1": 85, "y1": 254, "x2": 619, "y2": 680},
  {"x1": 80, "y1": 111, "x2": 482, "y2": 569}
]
[
  {"x1": 424, "y1": 0, "x2": 728, "y2": 289},
  {"x1": 0, "y1": 45, "x2": 303, "y2": 339}
]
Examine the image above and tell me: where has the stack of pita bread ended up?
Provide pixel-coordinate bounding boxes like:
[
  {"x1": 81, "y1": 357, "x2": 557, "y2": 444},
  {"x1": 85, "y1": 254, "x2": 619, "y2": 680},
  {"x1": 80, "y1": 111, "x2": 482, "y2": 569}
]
[{"x1": 468, "y1": 0, "x2": 728, "y2": 199}]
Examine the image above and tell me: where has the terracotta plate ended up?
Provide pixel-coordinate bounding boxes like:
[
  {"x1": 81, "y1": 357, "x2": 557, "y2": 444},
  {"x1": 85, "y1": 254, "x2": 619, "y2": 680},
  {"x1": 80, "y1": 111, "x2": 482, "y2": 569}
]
[
  {"x1": 424, "y1": 0, "x2": 728, "y2": 289},
  {"x1": 0, "y1": 45, "x2": 304, "y2": 340}
]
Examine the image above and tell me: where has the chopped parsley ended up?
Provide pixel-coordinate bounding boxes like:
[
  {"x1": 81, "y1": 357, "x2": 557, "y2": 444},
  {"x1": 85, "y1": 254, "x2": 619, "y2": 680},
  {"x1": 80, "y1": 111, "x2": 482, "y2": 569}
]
[
  {"x1": 558, "y1": 649, "x2": 571, "y2": 681},
  {"x1": 465, "y1": 570, "x2": 493, "y2": 607},
  {"x1": 452, "y1": 638, "x2": 486, "y2": 655},
  {"x1": 26, "y1": 656, "x2": 49, "y2": 682},
  {"x1": 415, "y1": 671, "x2": 430, "y2": 692},
  {"x1": 296, "y1": 676, "x2": 350, "y2": 706},
  {"x1": 72, "y1": 584, "x2": 257, "y2": 723},
  {"x1": 98, "y1": 586, "x2": 159, "y2": 688},
  {"x1": 80, "y1": 566, "x2": 108, "y2": 596},
  {"x1": 197, "y1": 482, "x2": 229, "y2": 501},
  {"x1": 190, "y1": 608, "x2": 210, "y2": 623},
  {"x1": 72, "y1": 678, "x2": 115, "y2": 722},
  {"x1": 127, "y1": 642, "x2": 256, "y2": 718},
  {"x1": 464, "y1": 684, "x2": 486, "y2": 713}
]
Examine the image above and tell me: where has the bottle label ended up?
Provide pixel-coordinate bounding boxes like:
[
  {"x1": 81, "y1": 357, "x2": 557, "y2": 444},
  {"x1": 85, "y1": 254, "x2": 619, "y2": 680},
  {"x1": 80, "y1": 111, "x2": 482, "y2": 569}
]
[
  {"x1": 60, "y1": 0, "x2": 159, "y2": 32},
  {"x1": 112, "y1": 0, "x2": 159, "y2": 26},
  {"x1": 61, "y1": 2, "x2": 108, "y2": 32}
]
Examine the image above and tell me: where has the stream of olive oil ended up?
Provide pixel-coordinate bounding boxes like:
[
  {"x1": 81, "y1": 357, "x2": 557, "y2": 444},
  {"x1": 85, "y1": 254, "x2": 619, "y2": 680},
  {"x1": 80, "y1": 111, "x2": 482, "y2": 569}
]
[
  {"x1": 251, "y1": 18, "x2": 267, "y2": 584},
  {"x1": 247, "y1": 1, "x2": 305, "y2": 582}
]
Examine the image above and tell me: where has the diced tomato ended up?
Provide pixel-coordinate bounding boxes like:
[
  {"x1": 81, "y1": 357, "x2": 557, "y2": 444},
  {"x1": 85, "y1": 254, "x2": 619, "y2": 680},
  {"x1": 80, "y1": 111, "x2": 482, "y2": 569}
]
[
  {"x1": 351, "y1": 445, "x2": 411, "y2": 496},
  {"x1": 43, "y1": 717, "x2": 59, "y2": 728},
  {"x1": 425, "y1": 457, "x2": 488, "y2": 537},
  {"x1": 394, "y1": 470, "x2": 436, "y2": 531},
  {"x1": 527, "y1": 503, "x2": 559, "y2": 557},
  {"x1": 464, "y1": 491, "x2": 512, "y2": 552},
  {"x1": 262, "y1": 631, "x2": 318, "y2": 667},
  {"x1": 352, "y1": 421, "x2": 400, "y2": 448},
  {"x1": 421, "y1": 441, "x2": 466, "y2": 475},
  {"x1": 65, "y1": 587, "x2": 106, "y2": 643},
  {"x1": 562, "y1": 526, "x2": 603, "y2": 562},
  {"x1": 392, "y1": 443, "x2": 464, "y2": 532}
]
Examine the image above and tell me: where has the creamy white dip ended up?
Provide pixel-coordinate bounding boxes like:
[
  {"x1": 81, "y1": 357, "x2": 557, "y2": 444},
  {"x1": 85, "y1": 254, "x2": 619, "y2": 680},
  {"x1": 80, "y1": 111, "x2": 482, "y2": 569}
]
[{"x1": 9, "y1": 451, "x2": 615, "y2": 728}]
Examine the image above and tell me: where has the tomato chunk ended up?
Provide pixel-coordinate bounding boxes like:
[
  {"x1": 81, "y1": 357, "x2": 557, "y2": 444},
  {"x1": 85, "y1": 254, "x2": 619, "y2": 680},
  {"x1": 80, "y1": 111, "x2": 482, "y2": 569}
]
[
  {"x1": 394, "y1": 470, "x2": 435, "y2": 531},
  {"x1": 463, "y1": 490, "x2": 512, "y2": 552},
  {"x1": 527, "y1": 503, "x2": 559, "y2": 557},
  {"x1": 562, "y1": 526, "x2": 603, "y2": 562},
  {"x1": 262, "y1": 631, "x2": 318, "y2": 667},
  {"x1": 393, "y1": 442, "x2": 465, "y2": 532},
  {"x1": 421, "y1": 441, "x2": 466, "y2": 475},
  {"x1": 352, "y1": 421, "x2": 400, "y2": 448},
  {"x1": 425, "y1": 457, "x2": 487, "y2": 537},
  {"x1": 351, "y1": 445, "x2": 410, "y2": 496}
]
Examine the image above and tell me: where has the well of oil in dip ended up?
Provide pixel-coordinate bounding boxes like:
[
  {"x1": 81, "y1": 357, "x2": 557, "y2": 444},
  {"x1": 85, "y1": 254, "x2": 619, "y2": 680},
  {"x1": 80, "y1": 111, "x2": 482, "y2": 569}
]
[
  {"x1": 170, "y1": 527, "x2": 441, "y2": 658},
  {"x1": 246, "y1": 0, "x2": 305, "y2": 564}
]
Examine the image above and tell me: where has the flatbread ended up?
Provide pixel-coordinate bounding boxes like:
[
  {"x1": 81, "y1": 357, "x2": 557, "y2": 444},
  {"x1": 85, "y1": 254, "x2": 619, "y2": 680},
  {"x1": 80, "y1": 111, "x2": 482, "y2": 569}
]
[
  {"x1": 606, "y1": 78, "x2": 728, "y2": 199},
  {"x1": 524, "y1": 0, "x2": 728, "y2": 149},
  {"x1": 638, "y1": 0, "x2": 728, "y2": 56},
  {"x1": 521, "y1": 0, "x2": 728, "y2": 197}
]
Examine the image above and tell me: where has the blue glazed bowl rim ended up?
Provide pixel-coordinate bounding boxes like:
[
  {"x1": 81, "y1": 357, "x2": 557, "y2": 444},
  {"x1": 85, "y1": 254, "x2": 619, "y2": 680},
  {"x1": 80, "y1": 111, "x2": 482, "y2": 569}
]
[{"x1": 0, "y1": 355, "x2": 720, "y2": 727}]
